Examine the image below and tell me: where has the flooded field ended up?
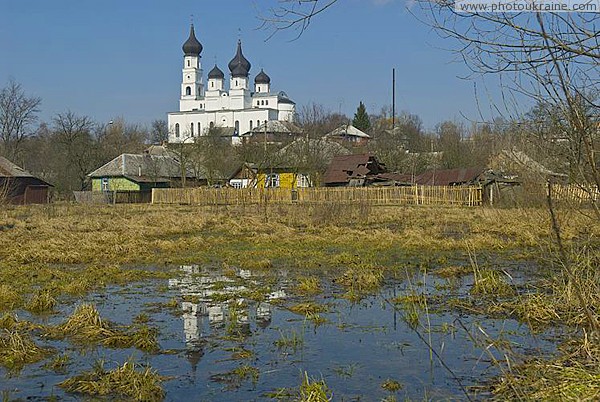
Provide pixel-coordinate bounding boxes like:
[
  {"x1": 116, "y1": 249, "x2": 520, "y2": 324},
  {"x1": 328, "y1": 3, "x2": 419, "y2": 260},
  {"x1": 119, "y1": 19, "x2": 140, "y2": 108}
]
[
  {"x1": 2, "y1": 261, "x2": 561, "y2": 401},
  {"x1": 0, "y1": 204, "x2": 598, "y2": 400}
]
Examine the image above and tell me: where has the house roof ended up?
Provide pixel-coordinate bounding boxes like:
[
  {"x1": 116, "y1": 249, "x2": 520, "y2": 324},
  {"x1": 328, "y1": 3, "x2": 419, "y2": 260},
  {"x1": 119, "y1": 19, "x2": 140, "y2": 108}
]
[
  {"x1": 248, "y1": 120, "x2": 302, "y2": 135},
  {"x1": 0, "y1": 156, "x2": 53, "y2": 185},
  {"x1": 326, "y1": 124, "x2": 371, "y2": 139},
  {"x1": 323, "y1": 153, "x2": 386, "y2": 185},
  {"x1": 88, "y1": 153, "x2": 195, "y2": 179},
  {"x1": 415, "y1": 167, "x2": 485, "y2": 186},
  {"x1": 0, "y1": 156, "x2": 33, "y2": 178}
]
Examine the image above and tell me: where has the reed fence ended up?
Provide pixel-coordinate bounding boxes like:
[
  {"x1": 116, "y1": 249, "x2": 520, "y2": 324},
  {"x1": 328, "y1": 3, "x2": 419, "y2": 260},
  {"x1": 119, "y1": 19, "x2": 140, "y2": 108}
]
[
  {"x1": 151, "y1": 186, "x2": 484, "y2": 207},
  {"x1": 550, "y1": 184, "x2": 600, "y2": 203}
]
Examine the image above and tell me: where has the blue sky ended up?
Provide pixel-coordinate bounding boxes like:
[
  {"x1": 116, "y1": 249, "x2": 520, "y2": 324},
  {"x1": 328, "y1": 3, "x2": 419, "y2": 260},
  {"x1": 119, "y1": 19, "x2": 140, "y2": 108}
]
[{"x1": 0, "y1": 0, "x2": 512, "y2": 130}]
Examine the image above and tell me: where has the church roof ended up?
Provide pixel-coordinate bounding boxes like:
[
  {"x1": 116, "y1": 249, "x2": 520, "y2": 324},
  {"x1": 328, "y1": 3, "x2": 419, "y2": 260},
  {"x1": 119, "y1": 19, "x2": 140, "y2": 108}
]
[
  {"x1": 254, "y1": 69, "x2": 271, "y2": 84},
  {"x1": 182, "y1": 24, "x2": 203, "y2": 56},
  {"x1": 228, "y1": 40, "x2": 251, "y2": 77},
  {"x1": 208, "y1": 65, "x2": 225, "y2": 79}
]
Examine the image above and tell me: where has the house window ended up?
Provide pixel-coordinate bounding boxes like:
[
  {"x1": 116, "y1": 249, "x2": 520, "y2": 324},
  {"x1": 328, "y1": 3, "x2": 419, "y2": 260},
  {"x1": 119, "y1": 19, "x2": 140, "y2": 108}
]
[
  {"x1": 101, "y1": 178, "x2": 109, "y2": 191},
  {"x1": 190, "y1": 122, "x2": 194, "y2": 136},
  {"x1": 230, "y1": 180, "x2": 243, "y2": 189},
  {"x1": 265, "y1": 174, "x2": 279, "y2": 188},
  {"x1": 175, "y1": 123, "x2": 180, "y2": 138},
  {"x1": 185, "y1": 86, "x2": 191, "y2": 96},
  {"x1": 297, "y1": 174, "x2": 310, "y2": 188}
]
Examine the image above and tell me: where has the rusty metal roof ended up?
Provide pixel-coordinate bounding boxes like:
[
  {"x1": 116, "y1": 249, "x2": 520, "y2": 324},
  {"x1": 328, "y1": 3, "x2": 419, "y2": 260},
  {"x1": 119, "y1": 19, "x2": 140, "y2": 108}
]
[{"x1": 323, "y1": 154, "x2": 386, "y2": 185}]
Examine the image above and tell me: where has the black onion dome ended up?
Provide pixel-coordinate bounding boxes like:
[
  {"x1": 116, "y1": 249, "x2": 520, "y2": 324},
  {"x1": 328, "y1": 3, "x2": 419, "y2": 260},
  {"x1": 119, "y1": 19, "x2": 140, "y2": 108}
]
[
  {"x1": 182, "y1": 25, "x2": 203, "y2": 56},
  {"x1": 254, "y1": 69, "x2": 271, "y2": 84},
  {"x1": 228, "y1": 40, "x2": 251, "y2": 77},
  {"x1": 208, "y1": 65, "x2": 224, "y2": 79}
]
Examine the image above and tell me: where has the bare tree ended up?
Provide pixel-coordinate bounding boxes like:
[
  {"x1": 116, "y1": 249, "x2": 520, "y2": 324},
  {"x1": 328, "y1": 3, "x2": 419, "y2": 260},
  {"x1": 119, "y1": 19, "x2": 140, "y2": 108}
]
[
  {"x1": 149, "y1": 119, "x2": 169, "y2": 144},
  {"x1": 51, "y1": 111, "x2": 98, "y2": 191},
  {"x1": 0, "y1": 80, "x2": 42, "y2": 160},
  {"x1": 258, "y1": 0, "x2": 340, "y2": 40}
]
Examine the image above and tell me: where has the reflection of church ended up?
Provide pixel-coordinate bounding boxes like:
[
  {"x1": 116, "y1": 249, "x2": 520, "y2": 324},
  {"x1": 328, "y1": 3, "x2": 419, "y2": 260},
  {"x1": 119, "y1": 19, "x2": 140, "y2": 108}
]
[{"x1": 168, "y1": 265, "x2": 285, "y2": 367}]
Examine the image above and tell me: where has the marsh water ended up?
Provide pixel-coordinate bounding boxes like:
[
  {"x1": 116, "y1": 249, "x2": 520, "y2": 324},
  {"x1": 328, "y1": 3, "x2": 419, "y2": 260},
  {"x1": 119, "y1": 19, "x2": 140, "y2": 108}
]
[{"x1": 3, "y1": 262, "x2": 559, "y2": 401}]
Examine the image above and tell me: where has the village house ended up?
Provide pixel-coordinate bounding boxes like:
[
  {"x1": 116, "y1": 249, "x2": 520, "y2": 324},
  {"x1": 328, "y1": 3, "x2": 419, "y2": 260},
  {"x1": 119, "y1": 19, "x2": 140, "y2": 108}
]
[
  {"x1": 228, "y1": 163, "x2": 311, "y2": 189},
  {"x1": 0, "y1": 156, "x2": 53, "y2": 204},
  {"x1": 88, "y1": 152, "x2": 199, "y2": 192},
  {"x1": 323, "y1": 154, "x2": 388, "y2": 187},
  {"x1": 325, "y1": 124, "x2": 371, "y2": 146}
]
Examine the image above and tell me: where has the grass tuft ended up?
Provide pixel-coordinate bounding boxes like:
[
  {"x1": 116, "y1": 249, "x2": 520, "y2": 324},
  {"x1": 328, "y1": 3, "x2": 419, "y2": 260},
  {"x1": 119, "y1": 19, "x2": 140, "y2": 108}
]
[{"x1": 59, "y1": 359, "x2": 165, "y2": 401}]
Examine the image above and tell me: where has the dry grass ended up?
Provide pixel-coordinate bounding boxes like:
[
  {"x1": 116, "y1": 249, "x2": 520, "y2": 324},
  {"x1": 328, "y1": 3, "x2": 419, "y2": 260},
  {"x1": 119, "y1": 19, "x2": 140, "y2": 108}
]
[
  {"x1": 59, "y1": 359, "x2": 165, "y2": 401},
  {"x1": 0, "y1": 329, "x2": 50, "y2": 371},
  {"x1": 48, "y1": 304, "x2": 159, "y2": 353}
]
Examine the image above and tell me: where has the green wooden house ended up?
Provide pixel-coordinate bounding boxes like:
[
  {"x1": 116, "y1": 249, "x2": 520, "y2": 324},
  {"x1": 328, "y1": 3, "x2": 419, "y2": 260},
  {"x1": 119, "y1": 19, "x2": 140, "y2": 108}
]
[{"x1": 88, "y1": 153, "x2": 195, "y2": 192}]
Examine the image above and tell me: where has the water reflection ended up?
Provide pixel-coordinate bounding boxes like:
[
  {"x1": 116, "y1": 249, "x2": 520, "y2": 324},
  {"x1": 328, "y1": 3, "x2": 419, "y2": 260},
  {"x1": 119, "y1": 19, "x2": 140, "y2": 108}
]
[{"x1": 169, "y1": 265, "x2": 285, "y2": 347}]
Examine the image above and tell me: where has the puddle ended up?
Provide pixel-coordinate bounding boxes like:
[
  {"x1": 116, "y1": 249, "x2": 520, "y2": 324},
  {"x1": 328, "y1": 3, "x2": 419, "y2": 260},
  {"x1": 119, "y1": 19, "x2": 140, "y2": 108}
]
[{"x1": 1, "y1": 264, "x2": 559, "y2": 401}]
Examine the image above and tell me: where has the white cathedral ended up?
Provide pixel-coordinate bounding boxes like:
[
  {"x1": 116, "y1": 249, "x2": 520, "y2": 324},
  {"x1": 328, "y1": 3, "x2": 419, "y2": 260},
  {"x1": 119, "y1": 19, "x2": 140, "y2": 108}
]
[{"x1": 167, "y1": 25, "x2": 296, "y2": 144}]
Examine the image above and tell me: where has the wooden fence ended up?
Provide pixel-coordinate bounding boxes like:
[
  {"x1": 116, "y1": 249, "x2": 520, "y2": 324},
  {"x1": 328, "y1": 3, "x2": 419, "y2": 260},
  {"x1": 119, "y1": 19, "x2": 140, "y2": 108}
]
[
  {"x1": 151, "y1": 186, "x2": 484, "y2": 207},
  {"x1": 550, "y1": 184, "x2": 599, "y2": 203}
]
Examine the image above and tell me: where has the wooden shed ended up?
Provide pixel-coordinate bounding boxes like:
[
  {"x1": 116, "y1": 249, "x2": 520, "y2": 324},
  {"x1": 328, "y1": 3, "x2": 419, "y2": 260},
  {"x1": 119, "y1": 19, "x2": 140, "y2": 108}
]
[{"x1": 0, "y1": 156, "x2": 52, "y2": 204}]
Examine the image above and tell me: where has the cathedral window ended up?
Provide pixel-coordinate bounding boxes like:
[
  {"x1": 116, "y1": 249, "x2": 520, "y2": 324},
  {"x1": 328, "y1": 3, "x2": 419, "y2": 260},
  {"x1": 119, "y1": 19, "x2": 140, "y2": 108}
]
[
  {"x1": 185, "y1": 86, "x2": 191, "y2": 96},
  {"x1": 249, "y1": 121, "x2": 253, "y2": 130},
  {"x1": 198, "y1": 122, "x2": 201, "y2": 134},
  {"x1": 187, "y1": 60, "x2": 190, "y2": 67},
  {"x1": 265, "y1": 100, "x2": 269, "y2": 105},
  {"x1": 175, "y1": 123, "x2": 180, "y2": 138},
  {"x1": 210, "y1": 122, "x2": 214, "y2": 129},
  {"x1": 235, "y1": 80, "x2": 238, "y2": 87},
  {"x1": 190, "y1": 122, "x2": 194, "y2": 136},
  {"x1": 211, "y1": 82, "x2": 214, "y2": 88}
]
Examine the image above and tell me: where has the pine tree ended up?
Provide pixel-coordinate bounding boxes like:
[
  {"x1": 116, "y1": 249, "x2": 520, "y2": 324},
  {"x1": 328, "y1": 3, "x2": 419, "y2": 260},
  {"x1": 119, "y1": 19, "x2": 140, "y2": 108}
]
[{"x1": 352, "y1": 101, "x2": 371, "y2": 132}]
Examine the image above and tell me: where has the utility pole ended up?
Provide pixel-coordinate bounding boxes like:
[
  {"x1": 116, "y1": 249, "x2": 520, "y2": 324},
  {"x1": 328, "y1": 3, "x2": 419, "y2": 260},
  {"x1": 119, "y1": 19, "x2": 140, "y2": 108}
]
[{"x1": 392, "y1": 68, "x2": 396, "y2": 130}]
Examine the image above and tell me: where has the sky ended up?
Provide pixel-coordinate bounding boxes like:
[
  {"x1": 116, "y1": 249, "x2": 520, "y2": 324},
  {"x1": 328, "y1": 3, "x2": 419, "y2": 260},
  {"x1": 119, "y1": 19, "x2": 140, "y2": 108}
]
[{"x1": 0, "y1": 0, "x2": 514, "y2": 131}]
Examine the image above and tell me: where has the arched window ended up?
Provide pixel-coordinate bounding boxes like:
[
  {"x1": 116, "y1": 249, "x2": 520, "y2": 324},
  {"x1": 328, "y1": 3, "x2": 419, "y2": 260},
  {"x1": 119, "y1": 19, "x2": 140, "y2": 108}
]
[
  {"x1": 175, "y1": 123, "x2": 180, "y2": 138},
  {"x1": 190, "y1": 122, "x2": 194, "y2": 137},
  {"x1": 265, "y1": 100, "x2": 269, "y2": 105},
  {"x1": 185, "y1": 86, "x2": 191, "y2": 96},
  {"x1": 249, "y1": 120, "x2": 253, "y2": 130},
  {"x1": 261, "y1": 100, "x2": 264, "y2": 106},
  {"x1": 256, "y1": 120, "x2": 260, "y2": 128},
  {"x1": 187, "y1": 60, "x2": 190, "y2": 67},
  {"x1": 258, "y1": 86, "x2": 261, "y2": 92},
  {"x1": 198, "y1": 122, "x2": 201, "y2": 135},
  {"x1": 211, "y1": 81, "x2": 214, "y2": 88},
  {"x1": 235, "y1": 79, "x2": 238, "y2": 87},
  {"x1": 209, "y1": 122, "x2": 214, "y2": 129},
  {"x1": 235, "y1": 120, "x2": 239, "y2": 134}
]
